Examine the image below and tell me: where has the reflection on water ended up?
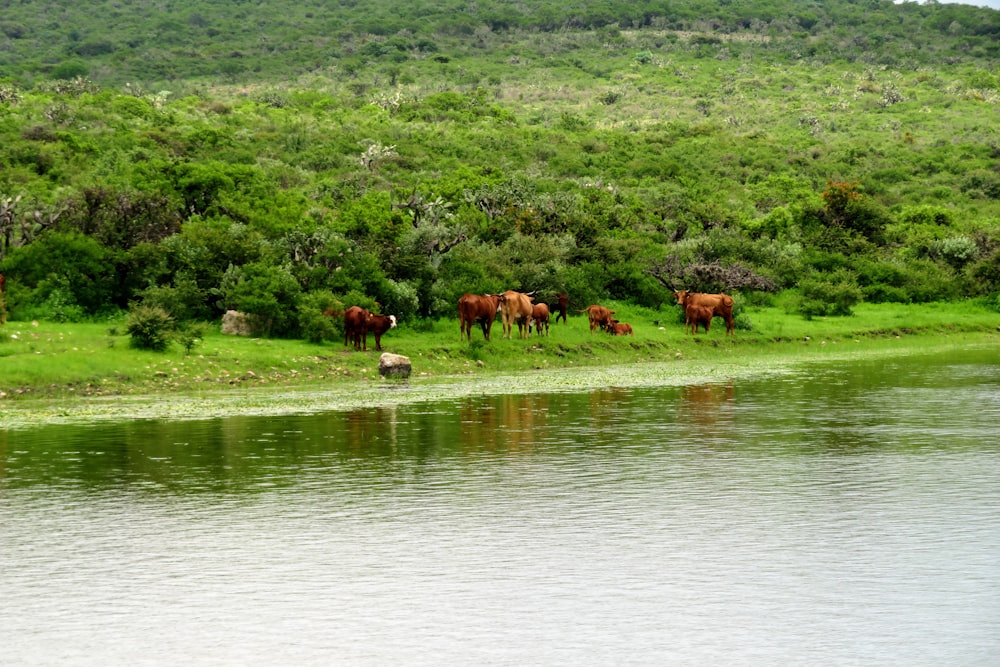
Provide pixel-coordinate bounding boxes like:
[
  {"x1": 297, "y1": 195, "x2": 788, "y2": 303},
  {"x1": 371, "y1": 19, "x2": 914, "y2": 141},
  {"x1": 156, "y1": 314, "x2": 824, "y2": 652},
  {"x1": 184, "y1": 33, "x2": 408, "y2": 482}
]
[{"x1": 2, "y1": 349, "x2": 1000, "y2": 665}]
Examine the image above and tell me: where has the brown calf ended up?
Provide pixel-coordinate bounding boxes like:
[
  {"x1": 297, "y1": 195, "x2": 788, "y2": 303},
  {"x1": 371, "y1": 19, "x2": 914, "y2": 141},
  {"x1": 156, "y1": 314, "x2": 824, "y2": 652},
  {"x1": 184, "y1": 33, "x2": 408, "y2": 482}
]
[
  {"x1": 684, "y1": 303, "x2": 714, "y2": 335},
  {"x1": 529, "y1": 303, "x2": 550, "y2": 336},
  {"x1": 578, "y1": 304, "x2": 615, "y2": 333}
]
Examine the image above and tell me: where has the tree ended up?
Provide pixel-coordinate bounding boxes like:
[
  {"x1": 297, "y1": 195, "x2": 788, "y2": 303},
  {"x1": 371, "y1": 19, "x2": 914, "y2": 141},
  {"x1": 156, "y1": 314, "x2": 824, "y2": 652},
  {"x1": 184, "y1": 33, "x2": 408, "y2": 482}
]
[{"x1": 1, "y1": 231, "x2": 116, "y2": 316}]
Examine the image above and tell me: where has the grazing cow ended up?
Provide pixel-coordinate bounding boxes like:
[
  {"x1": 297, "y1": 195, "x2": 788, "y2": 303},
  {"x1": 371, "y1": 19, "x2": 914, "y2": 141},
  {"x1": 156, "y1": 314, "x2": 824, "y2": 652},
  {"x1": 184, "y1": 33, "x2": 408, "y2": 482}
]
[
  {"x1": 604, "y1": 320, "x2": 633, "y2": 336},
  {"x1": 684, "y1": 303, "x2": 714, "y2": 334},
  {"x1": 458, "y1": 293, "x2": 502, "y2": 341},
  {"x1": 529, "y1": 303, "x2": 550, "y2": 336},
  {"x1": 578, "y1": 304, "x2": 615, "y2": 333},
  {"x1": 673, "y1": 290, "x2": 735, "y2": 336},
  {"x1": 365, "y1": 313, "x2": 397, "y2": 351},
  {"x1": 343, "y1": 305, "x2": 369, "y2": 351},
  {"x1": 551, "y1": 293, "x2": 569, "y2": 324},
  {"x1": 498, "y1": 290, "x2": 535, "y2": 339}
]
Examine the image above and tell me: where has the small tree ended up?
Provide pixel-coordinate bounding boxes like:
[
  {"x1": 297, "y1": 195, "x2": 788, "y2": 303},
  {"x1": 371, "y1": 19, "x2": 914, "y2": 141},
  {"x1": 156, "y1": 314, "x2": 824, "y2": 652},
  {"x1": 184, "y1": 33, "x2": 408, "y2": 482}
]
[{"x1": 125, "y1": 305, "x2": 175, "y2": 351}]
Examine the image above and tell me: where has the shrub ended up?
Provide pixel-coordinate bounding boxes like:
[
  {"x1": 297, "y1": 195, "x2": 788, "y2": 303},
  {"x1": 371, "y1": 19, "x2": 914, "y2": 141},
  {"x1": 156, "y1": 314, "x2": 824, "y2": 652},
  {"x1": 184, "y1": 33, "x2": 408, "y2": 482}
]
[
  {"x1": 968, "y1": 249, "x2": 1000, "y2": 294},
  {"x1": 138, "y1": 279, "x2": 210, "y2": 321},
  {"x1": 297, "y1": 291, "x2": 343, "y2": 344},
  {"x1": 734, "y1": 311, "x2": 753, "y2": 331},
  {"x1": 217, "y1": 262, "x2": 302, "y2": 337},
  {"x1": 797, "y1": 271, "x2": 861, "y2": 318},
  {"x1": 380, "y1": 279, "x2": 420, "y2": 322},
  {"x1": 51, "y1": 60, "x2": 89, "y2": 80},
  {"x1": 15, "y1": 274, "x2": 87, "y2": 323},
  {"x1": 0, "y1": 232, "x2": 116, "y2": 315},
  {"x1": 176, "y1": 322, "x2": 207, "y2": 355},
  {"x1": 125, "y1": 305, "x2": 175, "y2": 351},
  {"x1": 933, "y1": 236, "x2": 979, "y2": 269}
]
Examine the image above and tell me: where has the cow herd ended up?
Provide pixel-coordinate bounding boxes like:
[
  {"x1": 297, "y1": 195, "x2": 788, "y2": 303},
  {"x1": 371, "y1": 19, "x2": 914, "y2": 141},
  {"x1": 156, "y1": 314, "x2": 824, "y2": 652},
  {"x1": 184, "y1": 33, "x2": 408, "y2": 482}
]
[
  {"x1": 331, "y1": 288, "x2": 734, "y2": 352},
  {"x1": 453, "y1": 288, "x2": 734, "y2": 343}
]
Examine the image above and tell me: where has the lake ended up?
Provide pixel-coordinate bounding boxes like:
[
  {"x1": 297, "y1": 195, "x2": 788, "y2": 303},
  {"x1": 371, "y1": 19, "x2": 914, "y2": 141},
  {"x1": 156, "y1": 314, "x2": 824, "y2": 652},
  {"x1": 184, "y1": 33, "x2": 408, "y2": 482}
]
[{"x1": 2, "y1": 348, "x2": 999, "y2": 665}]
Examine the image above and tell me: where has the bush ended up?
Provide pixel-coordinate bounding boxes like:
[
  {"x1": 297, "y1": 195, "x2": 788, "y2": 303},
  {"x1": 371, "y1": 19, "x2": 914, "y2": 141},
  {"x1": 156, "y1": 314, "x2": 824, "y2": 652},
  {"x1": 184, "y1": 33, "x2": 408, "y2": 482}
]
[
  {"x1": 797, "y1": 271, "x2": 861, "y2": 318},
  {"x1": 51, "y1": 60, "x2": 89, "y2": 80},
  {"x1": 217, "y1": 262, "x2": 302, "y2": 337},
  {"x1": 297, "y1": 291, "x2": 344, "y2": 344},
  {"x1": 933, "y1": 236, "x2": 979, "y2": 269},
  {"x1": 125, "y1": 305, "x2": 175, "y2": 351},
  {"x1": 176, "y1": 322, "x2": 207, "y2": 355},
  {"x1": 14, "y1": 274, "x2": 87, "y2": 323},
  {"x1": 1, "y1": 232, "x2": 118, "y2": 315},
  {"x1": 138, "y1": 279, "x2": 210, "y2": 321}
]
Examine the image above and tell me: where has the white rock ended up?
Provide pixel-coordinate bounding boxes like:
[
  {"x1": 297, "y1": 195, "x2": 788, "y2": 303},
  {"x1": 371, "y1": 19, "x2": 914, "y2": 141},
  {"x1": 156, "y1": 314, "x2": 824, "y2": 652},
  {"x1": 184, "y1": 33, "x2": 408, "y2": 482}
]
[{"x1": 379, "y1": 353, "x2": 412, "y2": 378}]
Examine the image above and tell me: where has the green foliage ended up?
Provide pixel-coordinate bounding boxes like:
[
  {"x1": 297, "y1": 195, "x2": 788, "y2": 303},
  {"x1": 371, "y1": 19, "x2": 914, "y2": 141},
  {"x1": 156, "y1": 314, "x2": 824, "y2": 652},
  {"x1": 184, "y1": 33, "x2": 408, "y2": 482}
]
[
  {"x1": 933, "y1": 236, "x2": 979, "y2": 270},
  {"x1": 296, "y1": 290, "x2": 343, "y2": 344},
  {"x1": 968, "y1": 249, "x2": 1000, "y2": 295},
  {"x1": 0, "y1": 0, "x2": 997, "y2": 335},
  {"x1": 176, "y1": 321, "x2": 208, "y2": 355},
  {"x1": 51, "y1": 61, "x2": 89, "y2": 80},
  {"x1": 1, "y1": 232, "x2": 116, "y2": 315},
  {"x1": 797, "y1": 271, "x2": 862, "y2": 319},
  {"x1": 125, "y1": 304, "x2": 175, "y2": 351},
  {"x1": 13, "y1": 274, "x2": 87, "y2": 323},
  {"x1": 137, "y1": 278, "x2": 211, "y2": 321},
  {"x1": 217, "y1": 262, "x2": 302, "y2": 336},
  {"x1": 465, "y1": 338, "x2": 487, "y2": 361}
]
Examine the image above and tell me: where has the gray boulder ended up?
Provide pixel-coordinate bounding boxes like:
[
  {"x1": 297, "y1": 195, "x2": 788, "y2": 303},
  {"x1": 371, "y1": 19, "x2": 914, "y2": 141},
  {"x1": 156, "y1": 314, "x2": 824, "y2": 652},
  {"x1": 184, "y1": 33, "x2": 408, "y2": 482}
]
[
  {"x1": 379, "y1": 353, "x2": 411, "y2": 378},
  {"x1": 221, "y1": 310, "x2": 253, "y2": 336}
]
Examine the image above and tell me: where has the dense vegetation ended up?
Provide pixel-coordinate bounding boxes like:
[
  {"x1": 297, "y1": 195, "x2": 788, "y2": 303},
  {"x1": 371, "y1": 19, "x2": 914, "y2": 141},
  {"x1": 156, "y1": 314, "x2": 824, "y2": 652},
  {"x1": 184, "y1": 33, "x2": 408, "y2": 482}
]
[{"x1": 1, "y1": 0, "x2": 998, "y2": 341}]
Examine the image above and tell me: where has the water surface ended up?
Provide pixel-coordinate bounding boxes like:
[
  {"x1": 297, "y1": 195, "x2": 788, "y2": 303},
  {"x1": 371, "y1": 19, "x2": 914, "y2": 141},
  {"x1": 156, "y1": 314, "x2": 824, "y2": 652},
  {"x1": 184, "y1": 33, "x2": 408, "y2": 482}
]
[{"x1": 2, "y1": 349, "x2": 999, "y2": 665}]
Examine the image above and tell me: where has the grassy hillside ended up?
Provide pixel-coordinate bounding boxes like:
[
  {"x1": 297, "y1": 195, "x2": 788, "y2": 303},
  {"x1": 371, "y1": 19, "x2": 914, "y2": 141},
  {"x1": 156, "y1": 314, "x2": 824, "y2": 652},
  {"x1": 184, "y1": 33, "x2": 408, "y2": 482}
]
[
  {"x1": 1, "y1": 0, "x2": 998, "y2": 86},
  {"x1": 0, "y1": 0, "x2": 998, "y2": 338}
]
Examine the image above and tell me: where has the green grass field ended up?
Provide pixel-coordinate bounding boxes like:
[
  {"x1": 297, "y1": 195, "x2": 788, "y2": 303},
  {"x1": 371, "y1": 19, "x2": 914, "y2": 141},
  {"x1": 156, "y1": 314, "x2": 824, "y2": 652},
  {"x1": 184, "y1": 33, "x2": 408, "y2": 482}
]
[{"x1": 2, "y1": 299, "x2": 997, "y2": 399}]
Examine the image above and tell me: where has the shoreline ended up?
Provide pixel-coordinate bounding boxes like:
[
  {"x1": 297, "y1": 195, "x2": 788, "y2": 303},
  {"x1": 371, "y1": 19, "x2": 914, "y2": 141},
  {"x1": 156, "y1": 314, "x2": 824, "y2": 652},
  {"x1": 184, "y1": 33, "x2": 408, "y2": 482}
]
[{"x1": 2, "y1": 331, "x2": 994, "y2": 430}]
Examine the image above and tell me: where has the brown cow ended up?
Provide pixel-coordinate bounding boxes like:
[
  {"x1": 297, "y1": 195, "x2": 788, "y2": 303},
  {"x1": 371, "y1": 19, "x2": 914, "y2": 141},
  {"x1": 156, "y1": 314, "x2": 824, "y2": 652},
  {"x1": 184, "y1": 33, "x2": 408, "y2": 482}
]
[
  {"x1": 458, "y1": 293, "x2": 502, "y2": 342},
  {"x1": 673, "y1": 290, "x2": 735, "y2": 336},
  {"x1": 684, "y1": 303, "x2": 714, "y2": 334},
  {"x1": 609, "y1": 321, "x2": 634, "y2": 336},
  {"x1": 498, "y1": 290, "x2": 535, "y2": 339},
  {"x1": 365, "y1": 313, "x2": 397, "y2": 351},
  {"x1": 551, "y1": 293, "x2": 569, "y2": 324},
  {"x1": 578, "y1": 304, "x2": 615, "y2": 333},
  {"x1": 343, "y1": 305, "x2": 369, "y2": 351},
  {"x1": 529, "y1": 303, "x2": 550, "y2": 336}
]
